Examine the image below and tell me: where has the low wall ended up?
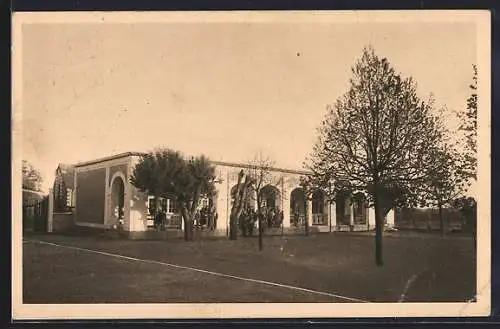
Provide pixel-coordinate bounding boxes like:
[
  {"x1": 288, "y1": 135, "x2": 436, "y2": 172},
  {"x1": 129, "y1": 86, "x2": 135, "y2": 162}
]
[{"x1": 52, "y1": 212, "x2": 74, "y2": 232}]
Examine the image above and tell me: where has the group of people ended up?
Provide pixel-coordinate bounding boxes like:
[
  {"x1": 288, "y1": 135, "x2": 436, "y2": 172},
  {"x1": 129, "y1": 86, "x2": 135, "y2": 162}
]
[
  {"x1": 153, "y1": 210, "x2": 168, "y2": 231},
  {"x1": 238, "y1": 206, "x2": 284, "y2": 237},
  {"x1": 153, "y1": 206, "x2": 218, "y2": 231},
  {"x1": 194, "y1": 205, "x2": 218, "y2": 231},
  {"x1": 264, "y1": 207, "x2": 284, "y2": 228}
]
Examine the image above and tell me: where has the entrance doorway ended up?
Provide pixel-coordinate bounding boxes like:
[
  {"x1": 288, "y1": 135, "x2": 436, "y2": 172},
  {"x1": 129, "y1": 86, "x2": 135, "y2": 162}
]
[{"x1": 110, "y1": 176, "x2": 125, "y2": 226}]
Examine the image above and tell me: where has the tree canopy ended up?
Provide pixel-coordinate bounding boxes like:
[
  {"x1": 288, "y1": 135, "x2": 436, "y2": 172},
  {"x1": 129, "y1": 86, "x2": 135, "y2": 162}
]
[
  {"x1": 131, "y1": 148, "x2": 217, "y2": 241},
  {"x1": 458, "y1": 64, "x2": 478, "y2": 181},
  {"x1": 22, "y1": 160, "x2": 43, "y2": 192},
  {"x1": 306, "y1": 46, "x2": 448, "y2": 265}
]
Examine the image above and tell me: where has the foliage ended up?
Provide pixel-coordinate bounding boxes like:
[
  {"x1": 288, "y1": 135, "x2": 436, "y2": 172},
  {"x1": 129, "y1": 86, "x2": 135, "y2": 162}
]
[
  {"x1": 452, "y1": 196, "x2": 477, "y2": 234},
  {"x1": 22, "y1": 160, "x2": 43, "y2": 192},
  {"x1": 131, "y1": 148, "x2": 217, "y2": 241},
  {"x1": 306, "y1": 46, "x2": 447, "y2": 265},
  {"x1": 417, "y1": 102, "x2": 471, "y2": 229},
  {"x1": 457, "y1": 64, "x2": 478, "y2": 181},
  {"x1": 415, "y1": 65, "x2": 477, "y2": 234}
]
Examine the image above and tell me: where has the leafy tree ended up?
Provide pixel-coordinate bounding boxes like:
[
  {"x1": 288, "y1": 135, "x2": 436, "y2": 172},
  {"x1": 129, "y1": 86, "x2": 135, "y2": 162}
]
[
  {"x1": 22, "y1": 160, "x2": 43, "y2": 192},
  {"x1": 452, "y1": 196, "x2": 477, "y2": 238},
  {"x1": 306, "y1": 47, "x2": 445, "y2": 266},
  {"x1": 418, "y1": 64, "x2": 478, "y2": 236},
  {"x1": 131, "y1": 148, "x2": 216, "y2": 241},
  {"x1": 420, "y1": 144, "x2": 469, "y2": 235},
  {"x1": 457, "y1": 64, "x2": 478, "y2": 181},
  {"x1": 413, "y1": 103, "x2": 471, "y2": 236}
]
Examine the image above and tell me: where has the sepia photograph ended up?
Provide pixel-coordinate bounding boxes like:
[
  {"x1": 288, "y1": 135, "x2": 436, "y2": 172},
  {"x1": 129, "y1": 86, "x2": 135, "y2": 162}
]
[{"x1": 12, "y1": 10, "x2": 491, "y2": 319}]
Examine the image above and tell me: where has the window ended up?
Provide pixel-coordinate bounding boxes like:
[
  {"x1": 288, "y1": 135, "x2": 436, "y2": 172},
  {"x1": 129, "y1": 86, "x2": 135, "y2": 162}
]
[
  {"x1": 159, "y1": 198, "x2": 167, "y2": 212},
  {"x1": 66, "y1": 188, "x2": 74, "y2": 207},
  {"x1": 167, "y1": 199, "x2": 178, "y2": 214},
  {"x1": 312, "y1": 191, "x2": 325, "y2": 214},
  {"x1": 147, "y1": 196, "x2": 178, "y2": 215},
  {"x1": 147, "y1": 196, "x2": 156, "y2": 216}
]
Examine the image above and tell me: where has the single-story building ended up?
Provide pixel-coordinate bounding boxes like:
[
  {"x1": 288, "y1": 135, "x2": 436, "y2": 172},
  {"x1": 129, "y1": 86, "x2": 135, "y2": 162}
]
[{"x1": 64, "y1": 152, "x2": 394, "y2": 237}]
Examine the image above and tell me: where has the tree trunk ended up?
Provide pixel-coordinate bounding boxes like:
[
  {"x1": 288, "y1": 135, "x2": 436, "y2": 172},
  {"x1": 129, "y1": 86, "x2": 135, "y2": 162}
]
[
  {"x1": 184, "y1": 216, "x2": 194, "y2": 241},
  {"x1": 180, "y1": 205, "x2": 194, "y2": 242},
  {"x1": 258, "y1": 213, "x2": 263, "y2": 251},
  {"x1": 257, "y1": 194, "x2": 263, "y2": 251},
  {"x1": 374, "y1": 180, "x2": 383, "y2": 266},
  {"x1": 304, "y1": 197, "x2": 309, "y2": 236},
  {"x1": 229, "y1": 172, "x2": 250, "y2": 240},
  {"x1": 154, "y1": 195, "x2": 161, "y2": 231},
  {"x1": 438, "y1": 203, "x2": 444, "y2": 237},
  {"x1": 241, "y1": 213, "x2": 247, "y2": 237},
  {"x1": 229, "y1": 214, "x2": 238, "y2": 240}
]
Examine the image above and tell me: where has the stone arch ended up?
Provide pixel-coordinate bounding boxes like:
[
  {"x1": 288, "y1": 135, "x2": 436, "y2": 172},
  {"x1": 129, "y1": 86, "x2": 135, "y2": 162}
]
[
  {"x1": 230, "y1": 184, "x2": 257, "y2": 211},
  {"x1": 260, "y1": 185, "x2": 282, "y2": 228},
  {"x1": 109, "y1": 173, "x2": 126, "y2": 225},
  {"x1": 290, "y1": 187, "x2": 305, "y2": 227},
  {"x1": 259, "y1": 184, "x2": 281, "y2": 210}
]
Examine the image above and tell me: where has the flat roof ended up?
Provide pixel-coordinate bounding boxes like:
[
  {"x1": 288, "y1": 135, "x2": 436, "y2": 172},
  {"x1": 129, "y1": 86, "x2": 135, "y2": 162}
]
[
  {"x1": 74, "y1": 152, "x2": 146, "y2": 168},
  {"x1": 211, "y1": 160, "x2": 310, "y2": 175},
  {"x1": 74, "y1": 151, "x2": 310, "y2": 175}
]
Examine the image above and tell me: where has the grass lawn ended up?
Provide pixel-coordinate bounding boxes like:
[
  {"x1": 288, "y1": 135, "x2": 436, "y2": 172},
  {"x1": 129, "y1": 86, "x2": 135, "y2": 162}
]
[{"x1": 22, "y1": 232, "x2": 476, "y2": 303}]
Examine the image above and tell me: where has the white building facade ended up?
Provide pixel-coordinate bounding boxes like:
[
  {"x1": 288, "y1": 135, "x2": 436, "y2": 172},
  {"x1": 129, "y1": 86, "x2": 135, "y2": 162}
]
[{"x1": 70, "y1": 152, "x2": 394, "y2": 237}]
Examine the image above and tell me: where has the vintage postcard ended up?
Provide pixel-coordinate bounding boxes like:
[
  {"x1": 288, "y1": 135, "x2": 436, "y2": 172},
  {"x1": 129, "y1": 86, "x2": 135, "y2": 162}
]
[{"x1": 12, "y1": 10, "x2": 491, "y2": 319}]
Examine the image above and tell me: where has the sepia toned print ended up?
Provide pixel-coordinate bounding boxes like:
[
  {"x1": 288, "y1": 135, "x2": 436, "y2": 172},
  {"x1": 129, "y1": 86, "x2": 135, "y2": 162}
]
[{"x1": 12, "y1": 10, "x2": 490, "y2": 319}]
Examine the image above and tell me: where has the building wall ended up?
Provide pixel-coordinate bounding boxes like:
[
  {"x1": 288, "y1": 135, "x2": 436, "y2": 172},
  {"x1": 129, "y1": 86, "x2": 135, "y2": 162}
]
[
  {"x1": 128, "y1": 155, "x2": 151, "y2": 232},
  {"x1": 212, "y1": 164, "x2": 309, "y2": 233},
  {"x1": 53, "y1": 212, "x2": 74, "y2": 232},
  {"x1": 106, "y1": 160, "x2": 132, "y2": 230},
  {"x1": 75, "y1": 168, "x2": 106, "y2": 224},
  {"x1": 74, "y1": 153, "x2": 136, "y2": 229},
  {"x1": 71, "y1": 153, "x2": 397, "y2": 234}
]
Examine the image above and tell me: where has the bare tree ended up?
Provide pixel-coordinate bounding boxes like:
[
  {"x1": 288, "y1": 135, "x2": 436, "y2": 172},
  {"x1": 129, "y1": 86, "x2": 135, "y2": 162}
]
[
  {"x1": 247, "y1": 153, "x2": 275, "y2": 251},
  {"x1": 228, "y1": 152, "x2": 276, "y2": 251},
  {"x1": 306, "y1": 47, "x2": 446, "y2": 266}
]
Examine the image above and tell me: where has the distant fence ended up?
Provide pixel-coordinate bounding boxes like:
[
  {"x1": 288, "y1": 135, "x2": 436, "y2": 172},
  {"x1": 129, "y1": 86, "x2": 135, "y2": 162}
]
[{"x1": 394, "y1": 208, "x2": 465, "y2": 231}]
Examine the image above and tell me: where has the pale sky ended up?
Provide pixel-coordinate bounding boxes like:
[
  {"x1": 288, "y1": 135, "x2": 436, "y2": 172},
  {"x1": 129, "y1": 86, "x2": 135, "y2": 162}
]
[{"x1": 18, "y1": 14, "x2": 477, "y2": 192}]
